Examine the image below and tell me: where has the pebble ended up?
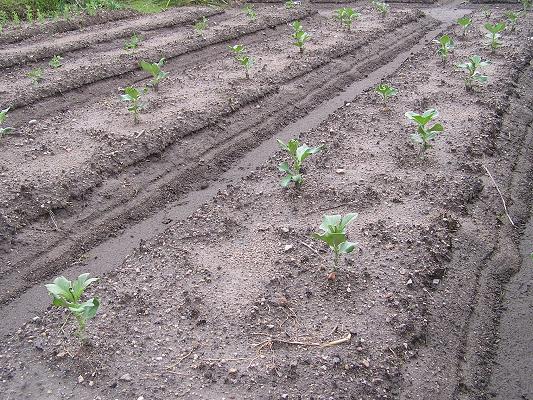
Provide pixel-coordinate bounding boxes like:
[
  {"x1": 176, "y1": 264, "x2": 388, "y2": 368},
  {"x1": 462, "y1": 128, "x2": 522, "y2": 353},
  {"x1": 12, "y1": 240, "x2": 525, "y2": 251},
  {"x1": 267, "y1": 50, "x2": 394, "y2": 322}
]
[
  {"x1": 78, "y1": 375, "x2": 84, "y2": 384},
  {"x1": 362, "y1": 359, "x2": 370, "y2": 368},
  {"x1": 119, "y1": 373, "x2": 132, "y2": 382},
  {"x1": 28, "y1": 120, "x2": 38, "y2": 126},
  {"x1": 335, "y1": 168, "x2": 346, "y2": 174},
  {"x1": 284, "y1": 244, "x2": 293, "y2": 252}
]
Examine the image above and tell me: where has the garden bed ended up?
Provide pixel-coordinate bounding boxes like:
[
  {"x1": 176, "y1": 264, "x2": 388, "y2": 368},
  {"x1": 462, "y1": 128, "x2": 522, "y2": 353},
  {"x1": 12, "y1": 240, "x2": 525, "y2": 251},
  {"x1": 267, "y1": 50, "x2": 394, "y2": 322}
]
[{"x1": 0, "y1": 2, "x2": 532, "y2": 399}]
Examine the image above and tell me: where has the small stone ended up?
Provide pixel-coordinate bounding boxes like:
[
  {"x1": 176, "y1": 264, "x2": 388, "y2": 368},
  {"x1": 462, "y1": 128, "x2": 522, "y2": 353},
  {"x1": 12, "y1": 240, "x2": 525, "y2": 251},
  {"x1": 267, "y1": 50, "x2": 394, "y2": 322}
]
[
  {"x1": 432, "y1": 278, "x2": 440, "y2": 286},
  {"x1": 88, "y1": 381, "x2": 94, "y2": 387},
  {"x1": 283, "y1": 244, "x2": 293, "y2": 252},
  {"x1": 406, "y1": 278, "x2": 413, "y2": 286},
  {"x1": 119, "y1": 373, "x2": 132, "y2": 382},
  {"x1": 335, "y1": 168, "x2": 346, "y2": 174},
  {"x1": 137, "y1": 397, "x2": 145, "y2": 400},
  {"x1": 362, "y1": 359, "x2": 370, "y2": 368},
  {"x1": 78, "y1": 375, "x2": 84, "y2": 384},
  {"x1": 56, "y1": 351, "x2": 66, "y2": 359},
  {"x1": 228, "y1": 368, "x2": 238, "y2": 375},
  {"x1": 28, "y1": 120, "x2": 38, "y2": 126}
]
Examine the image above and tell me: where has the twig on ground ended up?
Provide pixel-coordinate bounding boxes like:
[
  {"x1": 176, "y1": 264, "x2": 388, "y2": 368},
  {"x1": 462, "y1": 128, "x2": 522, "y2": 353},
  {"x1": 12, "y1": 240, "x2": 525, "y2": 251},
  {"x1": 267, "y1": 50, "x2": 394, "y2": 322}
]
[
  {"x1": 48, "y1": 209, "x2": 60, "y2": 231},
  {"x1": 482, "y1": 164, "x2": 515, "y2": 227},
  {"x1": 251, "y1": 331, "x2": 351, "y2": 349}
]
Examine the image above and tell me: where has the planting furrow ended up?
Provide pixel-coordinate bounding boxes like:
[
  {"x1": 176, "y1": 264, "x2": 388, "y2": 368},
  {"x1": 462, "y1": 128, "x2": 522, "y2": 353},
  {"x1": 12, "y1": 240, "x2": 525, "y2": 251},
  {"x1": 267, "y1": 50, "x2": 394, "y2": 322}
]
[
  {"x1": 1, "y1": 6, "x2": 316, "y2": 111},
  {"x1": 0, "y1": 13, "x2": 432, "y2": 304},
  {"x1": 0, "y1": 7, "x2": 222, "y2": 69},
  {"x1": 0, "y1": 9, "x2": 138, "y2": 46},
  {"x1": 0, "y1": 9, "x2": 425, "y2": 242}
]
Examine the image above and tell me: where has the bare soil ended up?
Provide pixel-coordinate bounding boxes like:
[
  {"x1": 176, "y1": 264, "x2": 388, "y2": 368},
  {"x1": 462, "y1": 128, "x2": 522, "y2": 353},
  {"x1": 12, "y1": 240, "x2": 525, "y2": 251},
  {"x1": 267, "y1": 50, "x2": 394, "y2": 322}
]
[{"x1": 0, "y1": 2, "x2": 532, "y2": 400}]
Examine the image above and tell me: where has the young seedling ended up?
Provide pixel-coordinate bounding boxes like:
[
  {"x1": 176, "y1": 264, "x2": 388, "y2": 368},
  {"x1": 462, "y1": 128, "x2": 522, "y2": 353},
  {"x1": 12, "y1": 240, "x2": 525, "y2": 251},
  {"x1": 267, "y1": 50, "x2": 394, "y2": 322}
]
[
  {"x1": 522, "y1": 0, "x2": 531, "y2": 11},
  {"x1": 405, "y1": 109, "x2": 444, "y2": 155},
  {"x1": 334, "y1": 7, "x2": 360, "y2": 30},
  {"x1": 313, "y1": 213, "x2": 358, "y2": 280},
  {"x1": 456, "y1": 55, "x2": 490, "y2": 89},
  {"x1": 372, "y1": 0, "x2": 390, "y2": 17},
  {"x1": 194, "y1": 16, "x2": 208, "y2": 33},
  {"x1": 229, "y1": 44, "x2": 254, "y2": 79},
  {"x1": 0, "y1": 108, "x2": 14, "y2": 139},
  {"x1": 27, "y1": 68, "x2": 43, "y2": 85},
  {"x1": 243, "y1": 4, "x2": 257, "y2": 21},
  {"x1": 285, "y1": 0, "x2": 297, "y2": 9},
  {"x1": 120, "y1": 86, "x2": 146, "y2": 124},
  {"x1": 375, "y1": 83, "x2": 398, "y2": 105},
  {"x1": 277, "y1": 138, "x2": 322, "y2": 188},
  {"x1": 484, "y1": 22, "x2": 505, "y2": 52},
  {"x1": 291, "y1": 21, "x2": 311, "y2": 53},
  {"x1": 140, "y1": 58, "x2": 169, "y2": 90},
  {"x1": 433, "y1": 34, "x2": 454, "y2": 63},
  {"x1": 124, "y1": 33, "x2": 141, "y2": 53},
  {"x1": 504, "y1": 11, "x2": 520, "y2": 30},
  {"x1": 457, "y1": 16, "x2": 472, "y2": 36},
  {"x1": 45, "y1": 273, "x2": 100, "y2": 341},
  {"x1": 49, "y1": 55, "x2": 63, "y2": 68}
]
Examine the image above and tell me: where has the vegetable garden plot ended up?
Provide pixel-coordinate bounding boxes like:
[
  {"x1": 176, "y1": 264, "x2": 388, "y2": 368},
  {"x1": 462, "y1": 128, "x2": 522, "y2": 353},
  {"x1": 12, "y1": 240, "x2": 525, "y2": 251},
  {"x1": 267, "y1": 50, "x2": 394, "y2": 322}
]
[
  {"x1": 0, "y1": 6, "x2": 429, "y2": 303},
  {"x1": 0, "y1": 2, "x2": 532, "y2": 400}
]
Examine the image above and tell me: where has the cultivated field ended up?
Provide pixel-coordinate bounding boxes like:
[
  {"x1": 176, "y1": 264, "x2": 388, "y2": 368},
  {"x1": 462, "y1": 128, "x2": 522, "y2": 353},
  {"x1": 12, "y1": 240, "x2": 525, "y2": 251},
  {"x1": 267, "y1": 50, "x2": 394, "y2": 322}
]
[{"x1": 0, "y1": 0, "x2": 532, "y2": 399}]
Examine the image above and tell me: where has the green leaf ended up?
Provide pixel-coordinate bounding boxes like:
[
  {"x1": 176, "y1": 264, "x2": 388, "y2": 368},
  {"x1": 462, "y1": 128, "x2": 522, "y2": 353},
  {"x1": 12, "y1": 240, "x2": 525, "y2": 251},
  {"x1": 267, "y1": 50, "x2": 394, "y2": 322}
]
[
  {"x1": 339, "y1": 241, "x2": 356, "y2": 254},
  {"x1": 428, "y1": 123, "x2": 444, "y2": 133},
  {"x1": 339, "y1": 212, "x2": 358, "y2": 230},
  {"x1": 278, "y1": 161, "x2": 292, "y2": 174},
  {"x1": 319, "y1": 214, "x2": 342, "y2": 232},
  {"x1": 280, "y1": 175, "x2": 292, "y2": 187}
]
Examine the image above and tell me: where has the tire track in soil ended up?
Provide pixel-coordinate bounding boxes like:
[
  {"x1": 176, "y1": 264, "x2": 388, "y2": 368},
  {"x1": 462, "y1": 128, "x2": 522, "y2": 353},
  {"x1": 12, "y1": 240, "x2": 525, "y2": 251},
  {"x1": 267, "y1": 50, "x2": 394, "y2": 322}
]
[
  {"x1": 455, "y1": 61, "x2": 533, "y2": 400},
  {"x1": 0, "y1": 10, "x2": 444, "y2": 338}
]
